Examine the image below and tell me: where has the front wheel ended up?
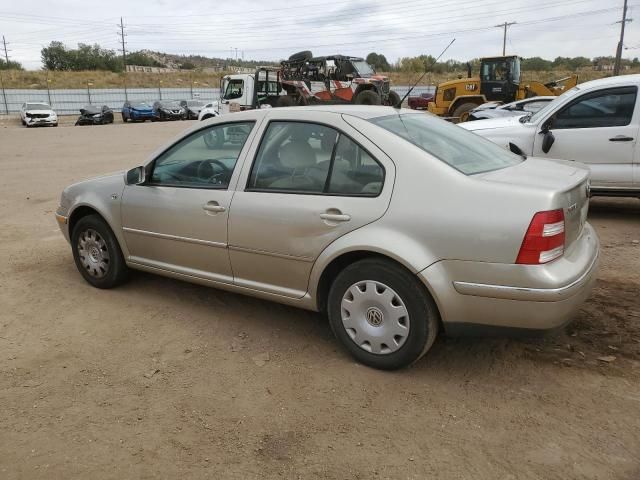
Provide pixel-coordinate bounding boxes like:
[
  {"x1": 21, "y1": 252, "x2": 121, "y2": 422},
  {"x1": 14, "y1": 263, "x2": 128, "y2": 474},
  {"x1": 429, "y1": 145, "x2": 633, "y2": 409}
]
[
  {"x1": 327, "y1": 258, "x2": 439, "y2": 370},
  {"x1": 71, "y1": 214, "x2": 129, "y2": 289},
  {"x1": 452, "y1": 102, "x2": 478, "y2": 123}
]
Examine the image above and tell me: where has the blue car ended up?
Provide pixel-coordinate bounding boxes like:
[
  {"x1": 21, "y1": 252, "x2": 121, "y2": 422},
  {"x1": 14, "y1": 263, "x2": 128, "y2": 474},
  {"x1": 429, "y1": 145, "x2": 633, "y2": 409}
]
[{"x1": 121, "y1": 101, "x2": 155, "y2": 122}]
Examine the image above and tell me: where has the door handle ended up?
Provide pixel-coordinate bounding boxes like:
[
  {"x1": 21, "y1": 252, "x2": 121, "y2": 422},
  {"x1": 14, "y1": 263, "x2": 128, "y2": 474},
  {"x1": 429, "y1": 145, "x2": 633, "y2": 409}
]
[
  {"x1": 609, "y1": 135, "x2": 634, "y2": 142},
  {"x1": 320, "y1": 212, "x2": 351, "y2": 222},
  {"x1": 202, "y1": 201, "x2": 226, "y2": 213}
]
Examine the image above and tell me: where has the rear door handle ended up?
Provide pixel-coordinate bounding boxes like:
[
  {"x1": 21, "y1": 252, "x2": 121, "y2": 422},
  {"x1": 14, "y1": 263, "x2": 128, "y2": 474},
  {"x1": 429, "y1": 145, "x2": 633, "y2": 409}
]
[
  {"x1": 320, "y1": 213, "x2": 351, "y2": 222},
  {"x1": 609, "y1": 135, "x2": 634, "y2": 142},
  {"x1": 202, "y1": 201, "x2": 226, "y2": 213}
]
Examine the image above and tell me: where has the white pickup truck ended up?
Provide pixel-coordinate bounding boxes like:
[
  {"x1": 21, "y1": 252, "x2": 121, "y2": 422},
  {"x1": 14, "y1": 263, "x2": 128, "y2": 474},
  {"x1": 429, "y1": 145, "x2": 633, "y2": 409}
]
[{"x1": 461, "y1": 75, "x2": 640, "y2": 197}]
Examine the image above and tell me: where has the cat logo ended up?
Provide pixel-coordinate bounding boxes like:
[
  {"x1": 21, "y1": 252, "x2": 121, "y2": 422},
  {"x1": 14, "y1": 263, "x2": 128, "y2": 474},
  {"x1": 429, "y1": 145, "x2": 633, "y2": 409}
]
[{"x1": 465, "y1": 84, "x2": 477, "y2": 91}]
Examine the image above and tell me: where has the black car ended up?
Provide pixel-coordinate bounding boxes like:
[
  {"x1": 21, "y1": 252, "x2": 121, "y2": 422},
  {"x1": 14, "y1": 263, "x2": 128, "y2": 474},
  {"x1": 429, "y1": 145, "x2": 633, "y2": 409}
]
[
  {"x1": 179, "y1": 99, "x2": 206, "y2": 120},
  {"x1": 152, "y1": 100, "x2": 186, "y2": 121},
  {"x1": 75, "y1": 105, "x2": 114, "y2": 126}
]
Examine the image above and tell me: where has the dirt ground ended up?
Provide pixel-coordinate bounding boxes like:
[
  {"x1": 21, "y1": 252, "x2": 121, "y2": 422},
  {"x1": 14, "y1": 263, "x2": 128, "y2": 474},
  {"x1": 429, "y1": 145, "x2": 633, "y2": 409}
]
[{"x1": 1, "y1": 120, "x2": 639, "y2": 480}]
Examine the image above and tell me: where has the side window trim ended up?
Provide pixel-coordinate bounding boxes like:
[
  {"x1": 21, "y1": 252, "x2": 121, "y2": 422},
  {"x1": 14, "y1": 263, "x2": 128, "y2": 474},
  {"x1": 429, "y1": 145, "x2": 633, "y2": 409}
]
[
  {"x1": 552, "y1": 86, "x2": 638, "y2": 130},
  {"x1": 245, "y1": 119, "x2": 385, "y2": 197},
  {"x1": 146, "y1": 120, "x2": 256, "y2": 190}
]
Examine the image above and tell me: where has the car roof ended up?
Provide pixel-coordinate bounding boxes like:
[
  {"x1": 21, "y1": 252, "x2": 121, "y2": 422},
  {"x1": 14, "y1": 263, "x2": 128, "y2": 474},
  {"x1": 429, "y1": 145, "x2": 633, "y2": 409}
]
[
  {"x1": 266, "y1": 105, "x2": 410, "y2": 119},
  {"x1": 574, "y1": 74, "x2": 640, "y2": 91}
]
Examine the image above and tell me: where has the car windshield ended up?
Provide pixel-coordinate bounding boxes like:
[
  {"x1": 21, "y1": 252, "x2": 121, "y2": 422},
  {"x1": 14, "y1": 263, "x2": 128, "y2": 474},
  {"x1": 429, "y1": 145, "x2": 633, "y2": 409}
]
[
  {"x1": 352, "y1": 60, "x2": 375, "y2": 77},
  {"x1": 370, "y1": 113, "x2": 522, "y2": 175},
  {"x1": 526, "y1": 87, "x2": 580, "y2": 123},
  {"x1": 26, "y1": 103, "x2": 50, "y2": 110},
  {"x1": 223, "y1": 79, "x2": 244, "y2": 100},
  {"x1": 134, "y1": 103, "x2": 151, "y2": 109}
]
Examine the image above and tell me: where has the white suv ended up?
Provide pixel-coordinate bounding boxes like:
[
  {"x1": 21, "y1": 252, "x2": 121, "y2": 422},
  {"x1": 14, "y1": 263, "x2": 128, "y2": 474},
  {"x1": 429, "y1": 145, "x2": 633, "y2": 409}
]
[
  {"x1": 20, "y1": 102, "x2": 58, "y2": 128},
  {"x1": 461, "y1": 75, "x2": 640, "y2": 197}
]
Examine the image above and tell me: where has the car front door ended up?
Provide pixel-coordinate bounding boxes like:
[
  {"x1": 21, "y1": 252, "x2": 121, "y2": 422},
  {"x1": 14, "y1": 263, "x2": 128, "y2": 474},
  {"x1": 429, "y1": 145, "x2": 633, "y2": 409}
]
[
  {"x1": 228, "y1": 111, "x2": 394, "y2": 298},
  {"x1": 120, "y1": 120, "x2": 258, "y2": 284},
  {"x1": 533, "y1": 86, "x2": 639, "y2": 188}
]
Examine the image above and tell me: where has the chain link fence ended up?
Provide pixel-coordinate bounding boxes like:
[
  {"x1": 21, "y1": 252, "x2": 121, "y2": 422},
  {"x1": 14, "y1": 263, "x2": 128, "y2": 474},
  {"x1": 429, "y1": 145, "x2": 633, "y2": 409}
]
[{"x1": 0, "y1": 84, "x2": 434, "y2": 115}]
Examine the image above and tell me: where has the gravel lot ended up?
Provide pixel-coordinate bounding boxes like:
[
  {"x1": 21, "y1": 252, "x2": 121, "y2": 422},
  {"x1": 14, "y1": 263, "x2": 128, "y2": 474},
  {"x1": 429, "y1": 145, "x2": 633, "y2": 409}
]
[{"x1": 1, "y1": 120, "x2": 639, "y2": 479}]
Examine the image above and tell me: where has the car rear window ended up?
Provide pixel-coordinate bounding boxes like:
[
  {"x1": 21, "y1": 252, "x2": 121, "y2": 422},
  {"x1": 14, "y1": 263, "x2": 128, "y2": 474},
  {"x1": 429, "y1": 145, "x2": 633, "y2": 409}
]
[{"x1": 369, "y1": 113, "x2": 522, "y2": 175}]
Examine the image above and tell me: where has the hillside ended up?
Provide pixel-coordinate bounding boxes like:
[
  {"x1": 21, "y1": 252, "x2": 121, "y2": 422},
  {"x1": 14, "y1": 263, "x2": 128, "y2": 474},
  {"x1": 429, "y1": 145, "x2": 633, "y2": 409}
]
[{"x1": 1, "y1": 66, "x2": 639, "y2": 90}]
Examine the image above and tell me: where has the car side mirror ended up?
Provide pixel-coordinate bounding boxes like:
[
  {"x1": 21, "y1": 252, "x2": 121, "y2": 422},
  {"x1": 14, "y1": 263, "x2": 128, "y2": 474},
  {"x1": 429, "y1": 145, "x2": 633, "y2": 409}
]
[
  {"x1": 540, "y1": 116, "x2": 554, "y2": 134},
  {"x1": 125, "y1": 166, "x2": 146, "y2": 185},
  {"x1": 541, "y1": 131, "x2": 555, "y2": 154}
]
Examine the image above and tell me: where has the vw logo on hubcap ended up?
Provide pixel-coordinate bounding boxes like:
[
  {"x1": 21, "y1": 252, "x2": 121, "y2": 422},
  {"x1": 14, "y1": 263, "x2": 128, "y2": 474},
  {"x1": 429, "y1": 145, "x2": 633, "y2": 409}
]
[{"x1": 366, "y1": 307, "x2": 384, "y2": 327}]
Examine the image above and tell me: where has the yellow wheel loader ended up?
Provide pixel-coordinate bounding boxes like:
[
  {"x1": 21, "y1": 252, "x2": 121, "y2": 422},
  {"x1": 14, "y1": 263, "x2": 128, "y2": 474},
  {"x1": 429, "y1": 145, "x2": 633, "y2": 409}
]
[{"x1": 427, "y1": 56, "x2": 578, "y2": 122}]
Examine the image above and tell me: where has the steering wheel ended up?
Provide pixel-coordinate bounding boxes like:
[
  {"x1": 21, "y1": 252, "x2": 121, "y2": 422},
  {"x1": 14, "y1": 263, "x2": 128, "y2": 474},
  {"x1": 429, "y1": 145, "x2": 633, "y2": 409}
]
[{"x1": 196, "y1": 159, "x2": 232, "y2": 184}]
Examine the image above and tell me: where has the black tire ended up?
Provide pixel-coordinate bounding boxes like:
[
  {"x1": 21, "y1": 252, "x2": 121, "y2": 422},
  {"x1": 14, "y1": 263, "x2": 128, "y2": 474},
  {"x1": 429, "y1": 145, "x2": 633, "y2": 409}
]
[
  {"x1": 387, "y1": 90, "x2": 401, "y2": 107},
  {"x1": 276, "y1": 95, "x2": 296, "y2": 107},
  {"x1": 122, "y1": 114, "x2": 127, "y2": 123},
  {"x1": 452, "y1": 102, "x2": 478, "y2": 123},
  {"x1": 354, "y1": 90, "x2": 382, "y2": 105},
  {"x1": 201, "y1": 114, "x2": 215, "y2": 121},
  {"x1": 71, "y1": 214, "x2": 129, "y2": 289},
  {"x1": 327, "y1": 258, "x2": 439, "y2": 370},
  {"x1": 21, "y1": 118, "x2": 26, "y2": 126},
  {"x1": 288, "y1": 50, "x2": 313, "y2": 62}
]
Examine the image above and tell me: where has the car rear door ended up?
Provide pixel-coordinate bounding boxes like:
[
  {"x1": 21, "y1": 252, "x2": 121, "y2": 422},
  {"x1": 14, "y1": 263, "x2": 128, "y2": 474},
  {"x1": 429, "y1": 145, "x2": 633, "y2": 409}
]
[
  {"x1": 227, "y1": 110, "x2": 395, "y2": 298},
  {"x1": 532, "y1": 86, "x2": 639, "y2": 189}
]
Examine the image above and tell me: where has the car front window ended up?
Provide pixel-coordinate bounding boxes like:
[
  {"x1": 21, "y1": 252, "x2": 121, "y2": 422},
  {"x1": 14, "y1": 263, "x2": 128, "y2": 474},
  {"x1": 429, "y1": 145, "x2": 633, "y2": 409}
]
[
  {"x1": 352, "y1": 61, "x2": 374, "y2": 77},
  {"x1": 26, "y1": 103, "x2": 50, "y2": 110},
  {"x1": 370, "y1": 113, "x2": 522, "y2": 175},
  {"x1": 527, "y1": 87, "x2": 580, "y2": 123},
  {"x1": 150, "y1": 122, "x2": 255, "y2": 189}
]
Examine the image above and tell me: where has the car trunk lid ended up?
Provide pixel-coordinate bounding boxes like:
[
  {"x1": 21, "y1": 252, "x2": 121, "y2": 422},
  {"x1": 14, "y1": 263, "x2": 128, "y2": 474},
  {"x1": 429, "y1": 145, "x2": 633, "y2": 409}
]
[{"x1": 477, "y1": 157, "x2": 590, "y2": 251}]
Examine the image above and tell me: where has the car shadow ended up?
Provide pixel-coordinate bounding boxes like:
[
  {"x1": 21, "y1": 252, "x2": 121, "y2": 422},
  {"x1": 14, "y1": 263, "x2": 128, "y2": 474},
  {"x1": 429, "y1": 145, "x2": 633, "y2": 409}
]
[
  {"x1": 588, "y1": 197, "x2": 640, "y2": 220},
  {"x1": 118, "y1": 269, "x2": 635, "y2": 379}
]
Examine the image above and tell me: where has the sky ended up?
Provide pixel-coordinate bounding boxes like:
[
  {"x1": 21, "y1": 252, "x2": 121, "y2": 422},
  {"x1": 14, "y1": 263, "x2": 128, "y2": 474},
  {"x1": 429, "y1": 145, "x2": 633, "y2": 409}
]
[{"x1": 1, "y1": 0, "x2": 638, "y2": 70}]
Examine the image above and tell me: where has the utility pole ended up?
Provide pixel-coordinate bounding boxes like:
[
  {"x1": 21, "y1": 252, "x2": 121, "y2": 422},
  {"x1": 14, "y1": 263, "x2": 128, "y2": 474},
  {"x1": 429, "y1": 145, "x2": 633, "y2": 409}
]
[
  {"x1": 118, "y1": 17, "x2": 128, "y2": 100},
  {"x1": 2, "y1": 35, "x2": 10, "y2": 64},
  {"x1": 494, "y1": 21, "x2": 516, "y2": 56},
  {"x1": 614, "y1": 0, "x2": 632, "y2": 76}
]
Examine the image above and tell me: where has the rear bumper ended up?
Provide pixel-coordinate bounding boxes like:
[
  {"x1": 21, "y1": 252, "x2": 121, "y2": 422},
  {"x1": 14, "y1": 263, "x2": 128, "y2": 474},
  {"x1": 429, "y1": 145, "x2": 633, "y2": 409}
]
[{"x1": 418, "y1": 222, "x2": 600, "y2": 334}]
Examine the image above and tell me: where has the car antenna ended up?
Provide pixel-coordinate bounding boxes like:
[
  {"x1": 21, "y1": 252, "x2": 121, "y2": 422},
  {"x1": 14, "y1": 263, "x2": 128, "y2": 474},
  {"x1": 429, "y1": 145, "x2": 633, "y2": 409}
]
[{"x1": 396, "y1": 38, "x2": 456, "y2": 109}]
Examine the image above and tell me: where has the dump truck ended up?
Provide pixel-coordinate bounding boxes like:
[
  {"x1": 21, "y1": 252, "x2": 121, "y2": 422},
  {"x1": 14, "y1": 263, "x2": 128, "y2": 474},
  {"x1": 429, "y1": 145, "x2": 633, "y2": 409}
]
[{"x1": 427, "y1": 55, "x2": 578, "y2": 121}]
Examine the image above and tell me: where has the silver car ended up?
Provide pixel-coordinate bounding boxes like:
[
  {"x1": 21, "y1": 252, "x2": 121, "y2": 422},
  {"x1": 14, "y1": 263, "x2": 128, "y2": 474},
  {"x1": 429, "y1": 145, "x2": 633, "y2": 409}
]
[{"x1": 55, "y1": 106, "x2": 599, "y2": 370}]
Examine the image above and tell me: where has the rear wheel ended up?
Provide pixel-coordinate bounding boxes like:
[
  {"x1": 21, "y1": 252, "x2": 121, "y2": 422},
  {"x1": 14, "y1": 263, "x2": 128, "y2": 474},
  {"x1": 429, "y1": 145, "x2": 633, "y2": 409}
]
[
  {"x1": 387, "y1": 90, "x2": 401, "y2": 107},
  {"x1": 452, "y1": 102, "x2": 478, "y2": 123},
  {"x1": 71, "y1": 214, "x2": 128, "y2": 289},
  {"x1": 276, "y1": 95, "x2": 296, "y2": 107},
  {"x1": 354, "y1": 90, "x2": 381, "y2": 105},
  {"x1": 327, "y1": 258, "x2": 439, "y2": 370}
]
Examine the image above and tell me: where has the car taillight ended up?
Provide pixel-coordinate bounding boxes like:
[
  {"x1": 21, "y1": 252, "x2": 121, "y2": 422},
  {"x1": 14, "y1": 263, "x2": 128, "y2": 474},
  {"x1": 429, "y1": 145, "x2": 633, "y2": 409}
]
[{"x1": 516, "y1": 209, "x2": 565, "y2": 265}]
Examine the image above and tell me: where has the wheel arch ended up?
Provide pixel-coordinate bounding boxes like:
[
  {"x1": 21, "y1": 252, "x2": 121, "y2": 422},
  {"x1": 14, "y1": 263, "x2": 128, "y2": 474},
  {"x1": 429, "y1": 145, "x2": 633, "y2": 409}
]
[
  {"x1": 67, "y1": 201, "x2": 128, "y2": 258},
  {"x1": 312, "y1": 245, "x2": 441, "y2": 320}
]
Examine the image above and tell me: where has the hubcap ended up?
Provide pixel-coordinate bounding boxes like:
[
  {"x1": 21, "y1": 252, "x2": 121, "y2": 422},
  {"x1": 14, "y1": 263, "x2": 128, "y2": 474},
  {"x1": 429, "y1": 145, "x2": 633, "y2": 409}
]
[
  {"x1": 341, "y1": 280, "x2": 410, "y2": 355},
  {"x1": 77, "y1": 228, "x2": 110, "y2": 278}
]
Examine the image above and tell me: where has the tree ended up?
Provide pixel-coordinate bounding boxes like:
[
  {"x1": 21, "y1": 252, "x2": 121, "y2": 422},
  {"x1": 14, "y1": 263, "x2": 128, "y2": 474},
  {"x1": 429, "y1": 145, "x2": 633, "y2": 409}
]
[
  {"x1": 0, "y1": 58, "x2": 23, "y2": 70},
  {"x1": 366, "y1": 52, "x2": 390, "y2": 71},
  {"x1": 179, "y1": 61, "x2": 196, "y2": 70},
  {"x1": 41, "y1": 41, "x2": 122, "y2": 71}
]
